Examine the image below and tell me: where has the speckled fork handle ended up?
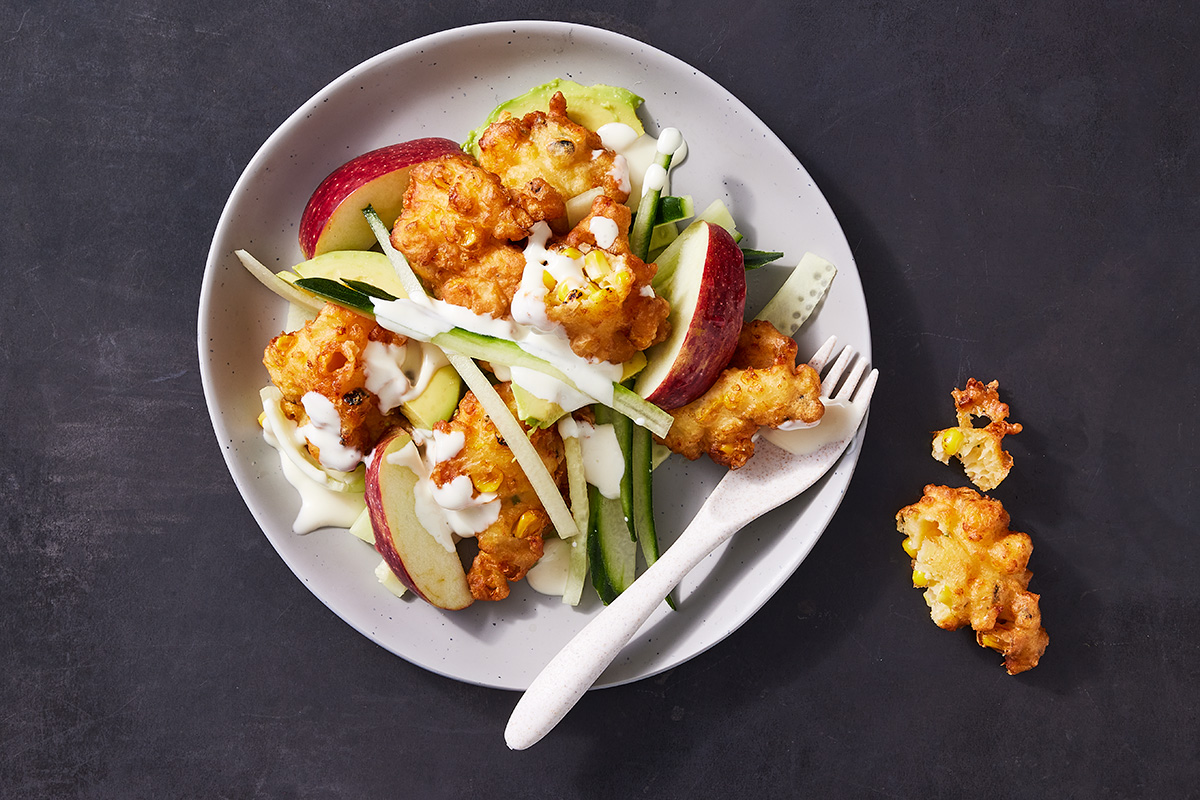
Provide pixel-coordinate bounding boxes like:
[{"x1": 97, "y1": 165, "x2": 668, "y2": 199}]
[{"x1": 506, "y1": 337, "x2": 877, "y2": 750}]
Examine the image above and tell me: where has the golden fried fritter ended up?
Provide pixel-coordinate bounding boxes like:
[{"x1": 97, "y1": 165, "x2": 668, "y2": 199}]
[
  {"x1": 541, "y1": 195, "x2": 671, "y2": 363},
  {"x1": 931, "y1": 378, "x2": 1022, "y2": 491},
  {"x1": 478, "y1": 91, "x2": 630, "y2": 227},
  {"x1": 662, "y1": 320, "x2": 824, "y2": 468},
  {"x1": 263, "y1": 303, "x2": 404, "y2": 463},
  {"x1": 430, "y1": 383, "x2": 567, "y2": 601},
  {"x1": 390, "y1": 152, "x2": 534, "y2": 318},
  {"x1": 896, "y1": 484, "x2": 1048, "y2": 674}
]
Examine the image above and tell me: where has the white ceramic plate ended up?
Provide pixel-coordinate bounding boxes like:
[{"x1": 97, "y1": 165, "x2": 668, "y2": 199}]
[{"x1": 199, "y1": 21, "x2": 871, "y2": 691}]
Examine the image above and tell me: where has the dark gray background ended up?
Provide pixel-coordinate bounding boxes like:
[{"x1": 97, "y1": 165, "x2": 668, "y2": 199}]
[{"x1": 3, "y1": 1, "x2": 1197, "y2": 797}]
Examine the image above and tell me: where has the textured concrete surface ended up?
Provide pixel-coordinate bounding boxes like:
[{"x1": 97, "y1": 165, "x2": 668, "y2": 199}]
[{"x1": 2, "y1": 2, "x2": 1197, "y2": 797}]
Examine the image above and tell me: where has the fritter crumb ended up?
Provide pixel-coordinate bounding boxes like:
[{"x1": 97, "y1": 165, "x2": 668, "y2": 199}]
[
  {"x1": 662, "y1": 320, "x2": 824, "y2": 468},
  {"x1": 932, "y1": 378, "x2": 1022, "y2": 491},
  {"x1": 896, "y1": 484, "x2": 1048, "y2": 674}
]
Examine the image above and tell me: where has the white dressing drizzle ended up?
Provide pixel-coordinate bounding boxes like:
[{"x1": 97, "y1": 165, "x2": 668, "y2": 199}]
[
  {"x1": 372, "y1": 257, "x2": 622, "y2": 406},
  {"x1": 260, "y1": 396, "x2": 365, "y2": 534},
  {"x1": 298, "y1": 392, "x2": 362, "y2": 472},
  {"x1": 510, "y1": 365, "x2": 592, "y2": 412},
  {"x1": 597, "y1": 123, "x2": 687, "y2": 204},
  {"x1": 526, "y1": 536, "x2": 573, "y2": 596},
  {"x1": 386, "y1": 432, "x2": 500, "y2": 552},
  {"x1": 761, "y1": 400, "x2": 851, "y2": 455},
  {"x1": 572, "y1": 421, "x2": 625, "y2": 500},
  {"x1": 588, "y1": 216, "x2": 619, "y2": 249},
  {"x1": 363, "y1": 340, "x2": 450, "y2": 413}
]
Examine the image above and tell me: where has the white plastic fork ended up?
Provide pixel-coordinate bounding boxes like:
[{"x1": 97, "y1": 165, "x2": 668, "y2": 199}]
[{"x1": 505, "y1": 336, "x2": 878, "y2": 750}]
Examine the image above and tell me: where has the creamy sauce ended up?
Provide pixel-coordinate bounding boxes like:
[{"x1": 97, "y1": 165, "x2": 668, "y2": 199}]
[
  {"x1": 762, "y1": 400, "x2": 852, "y2": 455},
  {"x1": 260, "y1": 391, "x2": 365, "y2": 534},
  {"x1": 386, "y1": 433, "x2": 499, "y2": 552},
  {"x1": 526, "y1": 536, "x2": 573, "y2": 596},
  {"x1": 597, "y1": 123, "x2": 688, "y2": 202},
  {"x1": 363, "y1": 340, "x2": 449, "y2": 413},
  {"x1": 509, "y1": 365, "x2": 592, "y2": 412},
  {"x1": 373, "y1": 282, "x2": 622, "y2": 406},
  {"x1": 588, "y1": 215, "x2": 619, "y2": 249},
  {"x1": 298, "y1": 392, "x2": 362, "y2": 472},
  {"x1": 511, "y1": 221, "x2": 585, "y2": 333},
  {"x1": 572, "y1": 421, "x2": 625, "y2": 499}
]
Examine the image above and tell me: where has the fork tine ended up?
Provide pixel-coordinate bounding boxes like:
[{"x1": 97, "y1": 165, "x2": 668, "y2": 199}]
[
  {"x1": 833, "y1": 354, "x2": 867, "y2": 402},
  {"x1": 806, "y1": 335, "x2": 837, "y2": 373},
  {"x1": 820, "y1": 346, "x2": 854, "y2": 398},
  {"x1": 852, "y1": 368, "x2": 879, "y2": 406}
]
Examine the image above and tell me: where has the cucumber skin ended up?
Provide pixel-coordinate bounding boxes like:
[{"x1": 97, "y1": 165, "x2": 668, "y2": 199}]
[{"x1": 587, "y1": 485, "x2": 618, "y2": 604}]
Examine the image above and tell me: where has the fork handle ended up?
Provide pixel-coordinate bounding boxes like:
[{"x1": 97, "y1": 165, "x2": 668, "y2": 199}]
[{"x1": 505, "y1": 510, "x2": 740, "y2": 750}]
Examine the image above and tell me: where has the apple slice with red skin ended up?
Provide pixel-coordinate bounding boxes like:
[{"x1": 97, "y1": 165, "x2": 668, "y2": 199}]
[
  {"x1": 366, "y1": 429, "x2": 474, "y2": 610},
  {"x1": 634, "y1": 221, "x2": 747, "y2": 409},
  {"x1": 298, "y1": 137, "x2": 462, "y2": 259}
]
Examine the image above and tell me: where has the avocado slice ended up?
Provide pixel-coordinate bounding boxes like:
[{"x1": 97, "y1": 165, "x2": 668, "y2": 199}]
[
  {"x1": 400, "y1": 365, "x2": 462, "y2": 430},
  {"x1": 290, "y1": 250, "x2": 410, "y2": 298},
  {"x1": 512, "y1": 383, "x2": 567, "y2": 429},
  {"x1": 464, "y1": 79, "x2": 645, "y2": 158}
]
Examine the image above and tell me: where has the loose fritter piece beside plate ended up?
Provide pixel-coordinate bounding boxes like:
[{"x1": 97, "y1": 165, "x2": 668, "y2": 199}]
[
  {"x1": 542, "y1": 195, "x2": 671, "y2": 363},
  {"x1": 662, "y1": 320, "x2": 824, "y2": 469},
  {"x1": 263, "y1": 303, "x2": 403, "y2": 463},
  {"x1": 931, "y1": 378, "x2": 1022, "y2": 491},
  {"x1": 430, "y1": 383, "x2": 567, "y2": 601},
  {"x1": 477, "y1": 91, "x2": 630, "y2": 226},
  {"x1": 390, "y1": 152, "x2": 538, "y2": 319},
  {"x1": 896, "y1": 484, "x2": 1048, "y2": 674}
]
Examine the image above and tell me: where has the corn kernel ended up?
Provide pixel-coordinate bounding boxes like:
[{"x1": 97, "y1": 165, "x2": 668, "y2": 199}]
[
  {"x1": 559, "y1": 246, "x2": 582, "y2": 260},
  {"x1": 555, "y1": 281, "x2": 576, "y2": 303},
  {"x1": 514, "y1": 510, "x2": 541, "y2": 539},
  {"x1": 257, "y1": 412, "x2": 267, "y2": 428},
  {"x1": 940, "y1": 428, "x2": 965, "y2": 456},
  {"x1": 902, "y1": 536, "x2": 920, "y2": 558},
  {"x1": 473, "y1": 470, "x2": 502, "y2": 493},
  {"x1": 937, "y1": 586, "x2": 954, "y2": 606},
  {"x1": 912, "y1": 569, "x2": 929, "y2": 587},
  {"x1": 583, "y1": 249, "x2": 611, "y2": 280},
  {"x1": 542, "y1": 270, "x2": 557, "y2": 290},
  {"x1": 980, "y1": 634, "x2": 1003, "y2": 650}
]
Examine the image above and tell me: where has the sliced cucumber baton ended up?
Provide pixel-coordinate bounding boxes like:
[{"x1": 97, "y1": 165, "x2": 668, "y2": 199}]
[
  {"x1": 628, "y1": 129, "x2": 682, "y2": 259},
  {"x1": 589, "y1": 485, "x2": 637, "y2": 602},
  {"x1": 560, "y1": 433, "x2": 590, "y2": 606},
  {"x1": 755, "y1": 251, "x2": 837, "y2": 337}
]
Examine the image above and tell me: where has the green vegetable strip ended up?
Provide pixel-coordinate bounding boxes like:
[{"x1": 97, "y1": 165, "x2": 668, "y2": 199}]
[
  {"x1": 740, "y1": 248, "x2": 785, "y2": 270},
  {"x1": 590, "y1": 485, "x2": 637, "y2": 600},
  {"x1": 612, "y1": 409, "x2": 635, "y2": 536},
  {"x1": 632, "y1": 422, "x2": 675, "y2": 610},
  {"x1": 587, "y1": 485, "x2": 616, "y2": 605},
  {"x1": 628, "y1": 148, "x2": 674, "y2": 261},
  {"x1": 293, "y1": 277, "x2": 375, "y2": 313},
  {"x1": 627, "y1": 165, "x2": 671, "y2": 586},
  {"x1": 561, "y1": 435, "x2": 590, "y2": 606},
  {"x1": 363, "y1": 206, "x2": 430, "y2": 301},
  {"x1": 342, "y1": 279, "x2": 398, "y2": 300}
]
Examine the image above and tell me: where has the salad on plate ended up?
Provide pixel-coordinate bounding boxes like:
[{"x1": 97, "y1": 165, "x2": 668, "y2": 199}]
[{"x1": 236, "y1": 79, "x2": 839, "y2": 614}]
